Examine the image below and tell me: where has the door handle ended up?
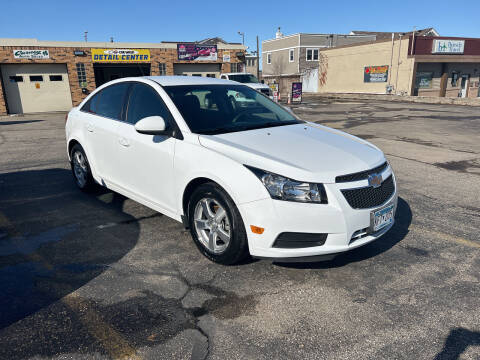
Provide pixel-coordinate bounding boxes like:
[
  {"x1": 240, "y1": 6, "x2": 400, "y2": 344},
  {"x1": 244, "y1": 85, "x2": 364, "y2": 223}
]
[
  {"x1": 118, "y1": 137, "x2": 130, "y2": 147},
  {"x1": 86, "y1": 123, "x2": 94, "y2": 132}
]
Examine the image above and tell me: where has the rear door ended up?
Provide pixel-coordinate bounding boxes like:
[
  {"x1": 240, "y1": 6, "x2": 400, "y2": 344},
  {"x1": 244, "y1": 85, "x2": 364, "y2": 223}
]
[
  {"x1": 80, "y1": 82, "x2": 130, "y2": 182},
  {"x1": 115, "y1": 82, "x2": 177, "y2": 213}
]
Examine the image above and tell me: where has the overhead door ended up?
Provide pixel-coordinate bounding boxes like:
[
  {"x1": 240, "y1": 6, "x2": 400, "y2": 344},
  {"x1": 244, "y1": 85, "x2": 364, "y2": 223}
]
[
  {"x1": 173, "y1": 63, "x2": 221, "y2": 78},
  {"x1": 1, "y1": 64, "x2": 73, "y2": 114}
]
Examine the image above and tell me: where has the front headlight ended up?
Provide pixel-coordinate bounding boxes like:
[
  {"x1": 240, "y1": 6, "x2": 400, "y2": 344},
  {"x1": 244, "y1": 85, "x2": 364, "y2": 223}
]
[{"x1": 246, "y1": 166, "x2": 328, "y2": 204}]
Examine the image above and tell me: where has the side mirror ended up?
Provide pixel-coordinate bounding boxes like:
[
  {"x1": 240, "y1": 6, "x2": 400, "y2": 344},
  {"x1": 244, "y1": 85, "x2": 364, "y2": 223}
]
[{"x1": 134, "y1": 116, "x2": 168, "y2": 135}]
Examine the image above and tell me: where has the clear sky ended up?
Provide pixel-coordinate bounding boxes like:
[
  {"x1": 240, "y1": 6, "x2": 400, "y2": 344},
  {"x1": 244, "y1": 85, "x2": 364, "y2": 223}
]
[{"x1": 1, "y1": 0, "x2": 479, "y2": 54}]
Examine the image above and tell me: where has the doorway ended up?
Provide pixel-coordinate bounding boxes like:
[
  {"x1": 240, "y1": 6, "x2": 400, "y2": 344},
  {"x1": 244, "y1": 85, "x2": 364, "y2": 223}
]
[
  {"x1": 93, "y1": 64, "x2": 151, "y2": 87},
  {"x1": 460, "y1": 74, "x2": 469, "y2": 98}
]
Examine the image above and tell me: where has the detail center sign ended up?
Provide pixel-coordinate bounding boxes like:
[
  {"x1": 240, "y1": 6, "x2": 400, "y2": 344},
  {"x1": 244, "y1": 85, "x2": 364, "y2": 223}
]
[
  {"x1": 91, "y1": 49, "x2": 150, "y2": 62},
  {"x1": 364, "y1": 65, "x2": 389, "y2": 83},
  {"x1": 177, "y1": 44, "x2": 218, "y2": 61}
]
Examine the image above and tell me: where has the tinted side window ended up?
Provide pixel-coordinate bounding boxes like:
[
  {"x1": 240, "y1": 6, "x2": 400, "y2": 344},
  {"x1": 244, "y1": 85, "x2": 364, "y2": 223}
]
[
  {"x1": 126, "y1": 83, "x2": 173, "y2": 125},
  {"x1": 95, "y1": 83, "x2": 130, "y2": 120},
  {"x1": 81, "y1": 93, "x2": 101, "y2": 114}
]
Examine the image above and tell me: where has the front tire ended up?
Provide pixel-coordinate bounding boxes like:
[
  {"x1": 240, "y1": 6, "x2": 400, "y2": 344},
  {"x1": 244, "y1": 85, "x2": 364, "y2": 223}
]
[
  {"x1": 188, "y1": 183, "x2": 249, "y2": 265},
  {"x1": 70, "y1": 144, "x2": 95, "y2": 192}
]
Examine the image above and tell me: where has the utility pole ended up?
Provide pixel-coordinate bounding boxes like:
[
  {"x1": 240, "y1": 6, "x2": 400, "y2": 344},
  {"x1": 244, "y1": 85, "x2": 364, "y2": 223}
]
[
  {"x1": 84, "y1": 31, "x2": 88, "y2": 42},
  {"x1": 256, "y1": 35, "x2": 260, "y2": 80},
  {"x1": 238, "y1": 31, "x2": 245, "y2": 45}
]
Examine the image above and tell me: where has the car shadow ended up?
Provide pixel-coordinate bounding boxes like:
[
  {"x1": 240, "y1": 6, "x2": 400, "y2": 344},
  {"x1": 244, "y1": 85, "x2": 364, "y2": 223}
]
[
  {"x1": 0, "y1": 168, "x2": 140, "y2": 330},
  {"x1": 434, "y1": 327, "x2": 480, "y2": 360},
  {"x1": 273, "y1": 197, "x2": 412, "y2": 269}
]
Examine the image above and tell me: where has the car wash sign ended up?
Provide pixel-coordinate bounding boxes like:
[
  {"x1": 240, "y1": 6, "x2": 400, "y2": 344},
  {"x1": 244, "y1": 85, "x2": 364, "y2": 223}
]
[
  {"x1": 14, "y1": 49, "x2": 49, "y2": 59},
  {"x1": 177, "y1": 44, "x2": 218, "y2": 61},
  {"x1": 91, "y1": 49, "x2": 150, "y2": 62},
  {"x1": 364, "y1": 65, "x2": 389, "y2": 83}
]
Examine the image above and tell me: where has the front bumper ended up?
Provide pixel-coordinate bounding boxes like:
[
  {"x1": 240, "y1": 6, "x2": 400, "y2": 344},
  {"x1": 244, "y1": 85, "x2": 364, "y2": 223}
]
[{"x1": 238, "y1": 167, "x2": 397, "y2": 259}]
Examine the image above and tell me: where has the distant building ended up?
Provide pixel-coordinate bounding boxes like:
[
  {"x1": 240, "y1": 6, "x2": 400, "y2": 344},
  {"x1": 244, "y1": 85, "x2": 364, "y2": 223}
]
[
  {"x1": 245, "y1": 53, "x2": 259, "y2": 77},
  {"x1": 318, "y1": 32, "x2": 480, "y2": 99},
  {"x1": 349, "y1": 28, "x2": 439, "y2": 40},
  {"x1": 262, "y1": 28, "x2": 376, "y2": 96}
]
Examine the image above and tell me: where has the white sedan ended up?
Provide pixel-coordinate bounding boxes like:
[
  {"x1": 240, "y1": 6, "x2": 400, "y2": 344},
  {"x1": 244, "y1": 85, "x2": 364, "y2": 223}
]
[{"x1": 65, "y1": 76, "x2": 397, "y2": 265}]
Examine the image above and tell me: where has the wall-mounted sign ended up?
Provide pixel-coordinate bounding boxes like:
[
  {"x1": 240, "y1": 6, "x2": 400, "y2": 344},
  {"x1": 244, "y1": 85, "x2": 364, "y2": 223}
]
[
  {"x1": 91, "y1": 49, "x2": 150, "y2": 62},
  {"x1": 432, "y1": 39, "x2": 464, "y2": 54},
  {"x1": 292, "y1": 82, "x2": 302, "y2": 103},
  {"x1": 74, "y1": 50, "x2": 87, "y2": 56},
  {"x1": 177, "y1": 44, "x2": 217, "y2": 61},
  {"x1": 270, "y1": 83, "x2": 279, "y2": 102},
  {"x1": 223, "y1": 53, "x2": 231, "y2": 62},
  {"x1": 13, "y1": 49, "x2": 49, "y2": 59},
  {"x1": 415, "y1": 72, "x2": 433, "y2": 89},
  {"x1": 364, "y1": 65, "x2": 389, "y2": 83}
]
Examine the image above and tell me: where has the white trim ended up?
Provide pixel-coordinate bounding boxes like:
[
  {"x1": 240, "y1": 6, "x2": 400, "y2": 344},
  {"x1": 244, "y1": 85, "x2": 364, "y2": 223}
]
[
  {"x1": 289, "y1": 48, "x2": 294, "y2": 62},
  {"x1": 262, "y1": 34, "x2": 301, "y2": 43},
  {"x1": 262, "y1": 45, "x2": 327, "y2": 54},
  {"x1": 306, "y1": 48, "x2": 320, "y2": 61}
]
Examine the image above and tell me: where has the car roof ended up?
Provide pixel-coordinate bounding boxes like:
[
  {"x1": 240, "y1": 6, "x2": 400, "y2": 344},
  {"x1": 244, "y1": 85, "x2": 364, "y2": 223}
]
[
  {"x1": 222, "y1": 73, "x2": 254, "y2": 76},
  {"x1": 144, "y1": 75, "x2": 236, "y2": 86}
]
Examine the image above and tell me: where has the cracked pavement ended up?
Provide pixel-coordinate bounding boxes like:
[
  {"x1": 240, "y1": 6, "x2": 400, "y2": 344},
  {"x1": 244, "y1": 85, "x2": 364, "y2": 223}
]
[{"x1": 0, "y1": 99, "x2": 479, "y2": 359}]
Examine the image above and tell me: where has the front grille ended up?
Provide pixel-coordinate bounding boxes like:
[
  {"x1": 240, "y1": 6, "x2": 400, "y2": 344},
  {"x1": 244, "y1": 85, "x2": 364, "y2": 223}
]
[
  {"x1": 336, "y1": 162, "x2": 388, "y2": 183},
  {"x1": 341, "y1": 175, "x2": 395, "y2": 209}
]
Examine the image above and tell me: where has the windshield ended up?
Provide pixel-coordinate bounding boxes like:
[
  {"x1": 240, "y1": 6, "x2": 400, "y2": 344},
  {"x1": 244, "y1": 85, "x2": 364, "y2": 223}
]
[
  {"x1": 227, "y1": 74, "x2": 259, "y2": 83},
  {"x1": 164, "y1": 85, "x2": 301, "y2": 135}
]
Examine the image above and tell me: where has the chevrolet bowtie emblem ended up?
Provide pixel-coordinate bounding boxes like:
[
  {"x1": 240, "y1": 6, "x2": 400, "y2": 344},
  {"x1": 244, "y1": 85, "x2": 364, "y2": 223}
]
[{"x1": 368, "y1": 173, "x2": 383, "y2": 188}]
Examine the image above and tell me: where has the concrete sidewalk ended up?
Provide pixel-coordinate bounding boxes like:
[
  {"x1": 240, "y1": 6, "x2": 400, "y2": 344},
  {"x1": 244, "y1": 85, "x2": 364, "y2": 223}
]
[{"x1": 303, "y1": 92, "x2": 480, "y2": 106}]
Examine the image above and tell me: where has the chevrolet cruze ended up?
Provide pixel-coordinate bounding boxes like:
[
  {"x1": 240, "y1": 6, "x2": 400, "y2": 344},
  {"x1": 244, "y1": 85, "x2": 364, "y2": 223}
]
[{"x1": 65, "y1": 76, "x2": 397, "y2": 264}]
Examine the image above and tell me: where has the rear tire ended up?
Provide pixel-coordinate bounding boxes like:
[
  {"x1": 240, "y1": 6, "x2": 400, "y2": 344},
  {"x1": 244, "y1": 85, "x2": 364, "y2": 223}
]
[
  {"x1": 70, "y1": 144, "x2": 95, "y2": 192},
  {"x1": 188, "y1": 182, "x2": 249, "y2": 265}
]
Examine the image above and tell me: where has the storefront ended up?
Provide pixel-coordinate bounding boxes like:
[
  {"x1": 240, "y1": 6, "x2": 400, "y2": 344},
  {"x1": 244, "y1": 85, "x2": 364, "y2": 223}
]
[
  {"x1": 317, "y1": 35, "x2": 480, "y2": 98},
  {"x1": 0, "y1": 39, "x2": 245, "y2": 115}
]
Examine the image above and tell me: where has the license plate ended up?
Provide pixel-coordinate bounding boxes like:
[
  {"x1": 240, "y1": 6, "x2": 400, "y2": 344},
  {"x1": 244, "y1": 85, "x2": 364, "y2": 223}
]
[{"x1": 372, "y1": 204, "x2": 394, "y2": 232}]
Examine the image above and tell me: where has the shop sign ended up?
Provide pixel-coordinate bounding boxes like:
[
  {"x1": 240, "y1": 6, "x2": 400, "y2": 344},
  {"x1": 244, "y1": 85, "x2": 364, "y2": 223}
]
[
  {"x1": 432, "y1": 39, "x2": 464, "y2": 54},
  {"x1": 415, "y1": 72, "x2": 433, "y2": 89},
  {"x1": 177, "y1": 44, "x2": 217, "y2": 61},
  {"x1": 364, "y1": 65, "x2": 388, "y2": 83},
  {"x1": 223, "y1": 53, "x2": 231, "y2": 62},
  {"x1": 13, "y1": 49, "x2": 49, "y2": 59},
  {"x1": 270, "y1": 83, "x2": 279, "y2": 102},
  {"x1": 292, "y1": 82, "x2": 302, "y2": 103},
  {"x1": 91, "y1": 49, "x2": 150, "y2": 62}
]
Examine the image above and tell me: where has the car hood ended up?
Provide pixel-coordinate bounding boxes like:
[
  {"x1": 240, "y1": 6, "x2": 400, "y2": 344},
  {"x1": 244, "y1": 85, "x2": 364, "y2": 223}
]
[{"x1": 198, "y1": 123, "x2": 385, "y2": 183}]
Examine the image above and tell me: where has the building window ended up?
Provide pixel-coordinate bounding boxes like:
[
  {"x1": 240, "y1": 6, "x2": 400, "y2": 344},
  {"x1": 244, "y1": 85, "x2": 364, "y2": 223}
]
[
  {"x1": 9, "y1": 76, "x2": 23, "y2": 83},
  {"x1": 76, "y1": 63, "x2": 87, "y2": 88},
  {"x1": 451, "y1": 72, "x2": 459, "y2": 87},
  {"x1": 306, "y1": 48, "x2": 319, "y2": 61},
  {"x1": 49, "y1": 75, "x2": 63, "y2": 81},
  {"x1": 246, "y1": 58, "x2": 255, "y2": 67},
  {"x1": 29, "y1": 75, "x2": 43, "y2": 82},
  {"x1": 159, "y1": 63, "x2": 166, "y2": 75},
  {"x1": 206, "y1": 74, "x2": 216, "y2": 78},
  {"x1": 267, "y1": 53, "x2": 271, "y2": 64},
  {"x1": 289, "y1": 49, "x2": 294, "y2": 62},
  {"x1": 231, "y1": 63, "x2": 243, "y2": 72}
]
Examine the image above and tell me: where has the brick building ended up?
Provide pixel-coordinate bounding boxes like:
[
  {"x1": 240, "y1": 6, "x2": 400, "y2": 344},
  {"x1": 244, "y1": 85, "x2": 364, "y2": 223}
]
[{"x1": 0, "y1": 38, "x2": 246, "y2": 115}]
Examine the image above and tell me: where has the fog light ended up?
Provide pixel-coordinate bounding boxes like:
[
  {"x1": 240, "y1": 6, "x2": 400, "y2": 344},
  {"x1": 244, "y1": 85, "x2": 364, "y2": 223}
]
[{"x1": 250, "y1": 225, "x2": 264, "y2": 234}]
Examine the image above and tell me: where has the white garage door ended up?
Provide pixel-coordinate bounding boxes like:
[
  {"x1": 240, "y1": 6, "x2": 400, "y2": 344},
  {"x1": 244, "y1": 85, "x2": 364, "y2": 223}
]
[
  {"x1": 302, "y1": 68, "x2": 319, "y2": 93},
  {"x1": 1, "y1": 64, "x2": 73, "y2": 114}
]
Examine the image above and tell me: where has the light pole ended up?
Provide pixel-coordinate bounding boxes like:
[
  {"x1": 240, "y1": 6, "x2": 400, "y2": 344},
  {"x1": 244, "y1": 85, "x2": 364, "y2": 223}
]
[{"x1": 238, "y1": 31, "x2": 245, "y2": 45}]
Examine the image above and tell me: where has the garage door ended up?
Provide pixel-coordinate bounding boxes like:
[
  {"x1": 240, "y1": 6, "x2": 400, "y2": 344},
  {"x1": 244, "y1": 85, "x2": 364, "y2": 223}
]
[
  {"x1": 1, "y1": 64, "x2": 73, "y2": 114},
  {"x1": 173, "y1": 63, "x2": 221, "y2": 78}
]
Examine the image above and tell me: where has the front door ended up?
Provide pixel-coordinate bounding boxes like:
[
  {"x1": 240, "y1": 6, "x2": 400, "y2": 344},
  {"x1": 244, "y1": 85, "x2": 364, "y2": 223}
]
[
  {"x1": 81, "y1": 82, "x2": 130, "y2": 181},
  {"x1": 460, "y1": 75, "x2": 469, "y2": 98},
  {"x1": 116, "y1": 82, "x2": 177, "y2": 213}
]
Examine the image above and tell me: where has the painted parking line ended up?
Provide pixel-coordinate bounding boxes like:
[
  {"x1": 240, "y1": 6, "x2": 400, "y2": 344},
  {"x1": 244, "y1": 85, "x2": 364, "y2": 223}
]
[
  {"x1": 410, "y1": 225, "x2": 480, "y2": 249},
  {"x1": 0, "y1": 210, "x2": 142, "y2": 360}
]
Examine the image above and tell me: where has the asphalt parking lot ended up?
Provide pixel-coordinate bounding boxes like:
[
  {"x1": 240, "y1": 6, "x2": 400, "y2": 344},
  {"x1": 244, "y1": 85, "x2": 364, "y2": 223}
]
[{"x1": 0, "y1": 98, "x2": 479, "y2": 360}]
